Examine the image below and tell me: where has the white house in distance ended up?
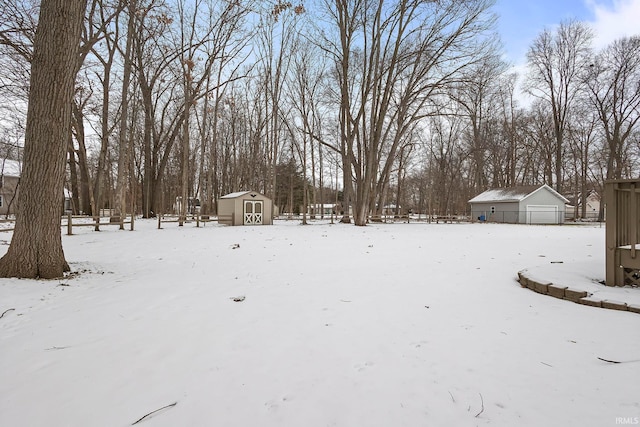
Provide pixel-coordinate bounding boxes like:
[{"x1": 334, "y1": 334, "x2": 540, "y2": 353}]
[
  {"x1": 0, "y1": 159, "x2": 21, "y2": 216},
  {"x1": 306, "y1": 203, "x2": 335, "y2": 217},
  {"x1": 1, "y1": 159, "x2": 74, "y2": 216},
  {"x1": 565, "y1": 190, "x2": 601, "y2": 220},
  {"x1": 469, "y1": 184, "x2": 569, "y2": 224}
]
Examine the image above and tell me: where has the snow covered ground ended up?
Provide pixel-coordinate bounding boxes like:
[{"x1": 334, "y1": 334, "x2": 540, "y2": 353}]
[{"x1": 1, "y1": 219, "x2": 639, "y2": 426}]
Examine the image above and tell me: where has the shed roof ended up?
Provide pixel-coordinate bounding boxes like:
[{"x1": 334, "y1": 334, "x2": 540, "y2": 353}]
[
  {"x1": 0, "y1": 159, "x2": 21, "y2": 177},
  {"x1": 220, "y1": 191, "x2": 252, "y2": 199},
  {"x1": 220, "y1": 190, "x2": 271, "y2": 200},
  {"x1": 469, "y1": 184, "x2": 569, "y2": 204}
]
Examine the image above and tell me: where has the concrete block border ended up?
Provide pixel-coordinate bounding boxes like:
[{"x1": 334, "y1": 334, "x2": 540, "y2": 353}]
[{"x1": 517, "y1": 270, "x2": 639, "y2": 316}]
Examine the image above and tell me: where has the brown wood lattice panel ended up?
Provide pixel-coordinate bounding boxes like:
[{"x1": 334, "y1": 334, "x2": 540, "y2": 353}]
[{"x1": 624, "y1": 268, "x2": 640, "y2": 287}]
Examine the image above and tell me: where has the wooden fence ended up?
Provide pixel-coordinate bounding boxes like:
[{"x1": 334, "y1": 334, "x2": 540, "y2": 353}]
[
  {"x1": 605, "y1": 179, "x2": 640, "y2": 287},
  {"x1": 156, "y1": 213, "x2": 215, "y2": 228},
  {"x1": 65, "y1": 214, "x2": 134, "y2": 235},
  {"x1": 0, "y1": 214, "x2": 135, "y2": 235}
]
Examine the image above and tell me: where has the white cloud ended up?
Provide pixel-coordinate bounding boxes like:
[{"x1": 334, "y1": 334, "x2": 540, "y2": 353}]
[{"x1": 587, "y1": 0, "x2": 640, "y2": 48}]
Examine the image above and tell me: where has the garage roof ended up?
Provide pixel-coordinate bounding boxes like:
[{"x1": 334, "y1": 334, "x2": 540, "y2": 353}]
[{"x1": 469, "y1": 184, "x2": 569, "y2": 204}]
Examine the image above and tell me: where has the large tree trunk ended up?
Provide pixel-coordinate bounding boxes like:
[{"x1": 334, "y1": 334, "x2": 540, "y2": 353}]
[
  {"x1": 71, "y1": 101, "x2": 94, "y2": 215},
  {"x1": 67, "y1": 136, "x2": 80, "y2": 215},
  {"x1": 114, "y1": 0, "x2": 135, "y2": 225},
  {"x1": 0, "y1": 0, "x2": 86, "y2": 279},
  {"x1": 179, "y1": 74, "x2": 192, "y2": 226},
  {"x1": 141, "y1": 85, "x2": 154, "y2": 218}
]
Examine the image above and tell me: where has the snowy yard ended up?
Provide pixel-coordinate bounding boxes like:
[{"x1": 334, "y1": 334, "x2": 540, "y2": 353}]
[{"x1": 1, "y1": 220, "x2": 639, "y2": 426}]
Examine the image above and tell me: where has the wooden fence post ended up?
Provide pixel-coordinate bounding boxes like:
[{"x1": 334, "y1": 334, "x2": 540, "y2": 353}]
[
  {"x1": 631, "y1": 183, "x2": 637, "y2": 260},
  {"x1": 67, "y1": 213, "x2": 72, "y2": 235},
  {"x1": 605, "y1": 182, "x2": 617, "y2": 286}
]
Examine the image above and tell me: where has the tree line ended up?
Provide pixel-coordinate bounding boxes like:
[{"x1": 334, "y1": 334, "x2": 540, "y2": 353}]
[{"x1": 1, "y1": 0, "x2": 638, "y2": 229}]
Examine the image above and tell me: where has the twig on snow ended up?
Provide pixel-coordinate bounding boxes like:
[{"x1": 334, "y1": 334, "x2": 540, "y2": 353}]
[
  {"x1": 448, "y1": 391, "x2": 455, "y2": 403},
  {"x1": 598, "y1": 357, "x2": 640, "y2": 364},
  {"x1": 1, "y1": 308, "x2": 15, "y2": 319},
  {"x1": 132, "y1": 402, "x2": 177, "y2": 425},
  {"x1": 475, "y1": 393, "x2": 484, "y2": 418}
]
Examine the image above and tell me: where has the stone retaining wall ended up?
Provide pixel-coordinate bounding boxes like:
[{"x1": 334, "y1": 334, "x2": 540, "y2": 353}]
[{"x1": 517, "y1": 272, "x2": 640, "y2": 315}]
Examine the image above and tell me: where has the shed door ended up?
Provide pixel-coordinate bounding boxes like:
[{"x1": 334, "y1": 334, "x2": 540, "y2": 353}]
[
  {"x1": 244, "y1": 200, "x2": 263, "y2": 225},
  {"x1": 526, "y1": 205, "x2": 558, "y2": 224}
]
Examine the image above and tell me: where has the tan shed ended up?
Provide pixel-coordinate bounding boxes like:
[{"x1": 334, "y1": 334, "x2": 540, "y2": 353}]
[{"x1": 217, "y1": 191, "x2": 273, "y2": 226}]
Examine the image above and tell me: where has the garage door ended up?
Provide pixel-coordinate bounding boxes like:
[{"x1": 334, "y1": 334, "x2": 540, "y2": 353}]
[{"x1": 526, "y1": 205, "x2": 558, "y2": 224}]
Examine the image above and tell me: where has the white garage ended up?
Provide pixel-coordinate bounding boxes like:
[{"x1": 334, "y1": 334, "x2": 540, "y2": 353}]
[
  {"x1": 469, "y1": 184, "x2": 569, "y2": 224},
  {"x1": 526, "y1": 205, "x2": 559, "y2": 224}
]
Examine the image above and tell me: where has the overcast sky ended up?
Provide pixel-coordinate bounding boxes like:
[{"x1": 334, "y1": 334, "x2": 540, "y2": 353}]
[{"x1": 494, "y1": 0, "x2": 640, "y2": 65}]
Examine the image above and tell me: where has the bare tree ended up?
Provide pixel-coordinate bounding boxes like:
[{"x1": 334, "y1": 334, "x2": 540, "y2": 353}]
[
  {"x1": 526, "y1": 20, "x2": 593, "y2": 192},
  {"x1": 566, "y1": 105, "x2": 598, "y2": 218},
  {"x1": 0, "y1": 0, "x2": 87, "y2": 278},
  {"x1": 254, "y1": 2, "x2": 304, "y2": 204},
  {"x1": 524, "y1": 100, "x2": 556, "y2": 185},
  {"x1": 194, "y1": 0, "x2": 252, "y2": 215},
  {"x1": 0, "y1": 1, "x2": 38, "y2": 134},
  {"x1": 89, "y1": 0, "x2": 126, "y2": 223},
  {"x1": 425, "y1": 112, "x2": 468, "y2": 216},
  {"x1": 70, "y1": 86, "x2": 96, "y2": 216},
  {"x1": 451, "y1": 54, "x2": 506, "y2": 192},
  {"x1": 132, "y1": 0, "x2": 182, "y2": 217},
  {"x1": 176, "y1": 0, "x2": 199, "y2": 225},
  {"x1": 285, "y1": 35, "x2": 329, "y2": 223},
  {"x1": 322, "y1": 0, "x2": 496, "y2": 225},
  {"x1": 585, "y1": 36, "x2": 640, "y2": 180},
  {"x1": 114, "y1": 0, "x2": 136, "y2": 226},
  {"x1": 495, "y1": 72, "x2": 521, "y2": 186}
]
